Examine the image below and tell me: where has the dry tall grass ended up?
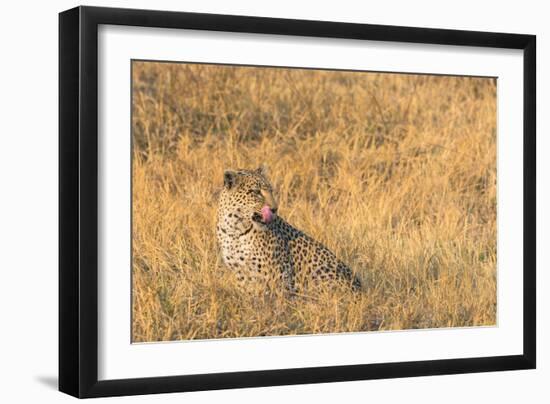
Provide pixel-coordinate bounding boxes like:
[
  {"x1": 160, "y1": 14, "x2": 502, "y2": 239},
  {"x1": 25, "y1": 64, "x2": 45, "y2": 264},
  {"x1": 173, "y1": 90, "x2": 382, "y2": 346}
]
[{"x1": 131, "y1": 61, "x2": 497, "y2": 342}]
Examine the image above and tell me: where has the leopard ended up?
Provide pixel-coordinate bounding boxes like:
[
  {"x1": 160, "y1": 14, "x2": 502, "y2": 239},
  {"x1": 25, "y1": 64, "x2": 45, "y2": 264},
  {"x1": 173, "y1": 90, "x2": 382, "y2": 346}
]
[{"x1": 216, "y1": 166, "x2": 362, "y2": 295}]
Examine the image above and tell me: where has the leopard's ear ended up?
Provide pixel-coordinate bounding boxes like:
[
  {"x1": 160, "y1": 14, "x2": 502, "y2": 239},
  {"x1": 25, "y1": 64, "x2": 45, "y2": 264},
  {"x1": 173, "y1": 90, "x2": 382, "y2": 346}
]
[
  {"x1": 256, "y1": 164, "x2": 268, "y2": 177},
  {"x1": 223, "y1": 170, "x2": 238, "y2": 189}
]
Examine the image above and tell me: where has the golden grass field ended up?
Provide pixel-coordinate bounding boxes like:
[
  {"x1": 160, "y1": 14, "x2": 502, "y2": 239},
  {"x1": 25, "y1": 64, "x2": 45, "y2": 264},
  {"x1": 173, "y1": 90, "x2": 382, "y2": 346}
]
[{"x1": 131, "y1": 61, "x2": 497, "y2": 342}]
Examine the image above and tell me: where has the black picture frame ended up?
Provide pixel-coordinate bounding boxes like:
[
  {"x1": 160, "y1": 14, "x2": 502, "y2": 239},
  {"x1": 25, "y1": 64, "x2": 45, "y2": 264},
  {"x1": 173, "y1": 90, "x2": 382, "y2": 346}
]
[{"x1": 59, "y1": 5, "x2": 536, "y2": 398}]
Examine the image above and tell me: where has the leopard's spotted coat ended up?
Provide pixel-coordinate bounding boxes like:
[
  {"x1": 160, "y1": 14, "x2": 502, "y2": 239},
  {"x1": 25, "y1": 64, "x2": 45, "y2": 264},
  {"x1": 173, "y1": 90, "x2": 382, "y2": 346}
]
[{"x1": 216, "y1": 167, "x2": 362, "y2": 294}]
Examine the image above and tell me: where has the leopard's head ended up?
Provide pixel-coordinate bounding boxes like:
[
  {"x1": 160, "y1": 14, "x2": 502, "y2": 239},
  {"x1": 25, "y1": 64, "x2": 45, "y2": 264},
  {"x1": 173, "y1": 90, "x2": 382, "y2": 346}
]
[{"x1": 218, "y1": 166, "x2": 278, "y2": 230}]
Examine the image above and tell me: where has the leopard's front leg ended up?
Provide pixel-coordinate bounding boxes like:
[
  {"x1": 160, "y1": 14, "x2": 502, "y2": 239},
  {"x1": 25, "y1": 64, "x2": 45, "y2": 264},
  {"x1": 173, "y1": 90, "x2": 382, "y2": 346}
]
[{"x1": 273, "y1": 243, "x2": 296, "y2": 295}]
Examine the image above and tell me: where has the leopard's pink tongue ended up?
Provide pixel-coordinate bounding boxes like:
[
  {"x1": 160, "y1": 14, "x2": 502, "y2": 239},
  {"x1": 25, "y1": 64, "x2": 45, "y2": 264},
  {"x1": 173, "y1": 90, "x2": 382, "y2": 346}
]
[{"x1": 261, "y1": 205, "x2": 274, "y2": 223}]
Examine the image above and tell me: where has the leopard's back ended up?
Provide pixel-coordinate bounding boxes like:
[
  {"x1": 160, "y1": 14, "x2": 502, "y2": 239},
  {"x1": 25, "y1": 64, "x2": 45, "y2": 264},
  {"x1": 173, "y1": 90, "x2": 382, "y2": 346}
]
[{"x1": 271, "y1": 218, "x2": 362, "y2": 291}]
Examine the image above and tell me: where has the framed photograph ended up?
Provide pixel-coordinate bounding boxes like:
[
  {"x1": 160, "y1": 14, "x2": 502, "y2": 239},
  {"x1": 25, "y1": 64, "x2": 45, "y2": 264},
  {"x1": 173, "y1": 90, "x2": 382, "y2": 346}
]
[{"x1": 59, "y1": 6, "x2": 536, "y2": 398}]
